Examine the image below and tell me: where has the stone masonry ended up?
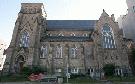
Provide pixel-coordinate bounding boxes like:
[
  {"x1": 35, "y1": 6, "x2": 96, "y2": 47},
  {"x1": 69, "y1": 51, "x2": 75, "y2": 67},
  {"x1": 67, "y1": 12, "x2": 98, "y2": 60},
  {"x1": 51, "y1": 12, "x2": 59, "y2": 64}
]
[{"x1": 3, "y1": 3, "x2": 130, "y2": 76}]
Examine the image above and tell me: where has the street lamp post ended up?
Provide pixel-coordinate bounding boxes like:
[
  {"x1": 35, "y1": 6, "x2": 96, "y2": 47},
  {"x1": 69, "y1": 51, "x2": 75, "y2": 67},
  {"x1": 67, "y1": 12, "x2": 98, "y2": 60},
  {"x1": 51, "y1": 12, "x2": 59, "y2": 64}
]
[
  {"x1": 66, "y1": 63, "x2": 69, "y2": 83},
  {"x1": 65, "y1": 44, "x2": 69, "y2": 83}
]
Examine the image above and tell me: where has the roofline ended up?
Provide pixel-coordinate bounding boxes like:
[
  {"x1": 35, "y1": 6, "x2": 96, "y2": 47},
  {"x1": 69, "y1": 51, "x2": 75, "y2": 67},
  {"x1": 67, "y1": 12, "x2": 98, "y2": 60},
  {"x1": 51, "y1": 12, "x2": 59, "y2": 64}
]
[
  {"x1": 21, "y1": 3, "x2": 43, "y2": 4},
  {"x1": 47, "y1": 20, "x2": 98, "y2": 21}
]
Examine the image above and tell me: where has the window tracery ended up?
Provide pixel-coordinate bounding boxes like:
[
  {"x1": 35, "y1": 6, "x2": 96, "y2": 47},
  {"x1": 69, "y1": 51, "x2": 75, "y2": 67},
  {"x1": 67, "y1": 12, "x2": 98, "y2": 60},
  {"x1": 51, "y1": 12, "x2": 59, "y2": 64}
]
[
  {"x1": 40, "y1": 45, "x2": 48, "y2": 58},
  {"x1": 19, "y1": 31, "x2": 29, "y2": 47},
  {"x1": 101, "y1": 23, "x2": 116, "y2": 48},
  {"x1": 71, "y1": 33, "x2": 75, "y2": 36},
  {"x1": 83, "y1": 33, "x2": 88, "y2": 37},
  {"x1": 58, "y1": 33, "x2": 64, "y2": 36},
  {"x1": 70, "y1": 46, "x2": 77, "y2": 58},
  {"x1": 56, "y1": 45, "x2": 62, "y2": 58}
]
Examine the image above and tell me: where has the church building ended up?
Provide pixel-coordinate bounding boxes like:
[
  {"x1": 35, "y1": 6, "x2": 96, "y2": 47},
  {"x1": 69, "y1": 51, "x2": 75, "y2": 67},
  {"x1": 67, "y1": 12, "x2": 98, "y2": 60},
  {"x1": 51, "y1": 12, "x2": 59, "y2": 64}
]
[{"x1": 3, "y1": 3, "x2": 130, "y2": 76}]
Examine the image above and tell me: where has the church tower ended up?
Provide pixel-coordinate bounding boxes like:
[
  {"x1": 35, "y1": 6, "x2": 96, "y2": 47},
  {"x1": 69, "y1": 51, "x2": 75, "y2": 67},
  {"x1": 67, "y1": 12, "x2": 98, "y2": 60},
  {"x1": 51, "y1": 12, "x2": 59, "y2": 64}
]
[{"x1": 3, "y1": 3, "x2": 46, "y2": 74}]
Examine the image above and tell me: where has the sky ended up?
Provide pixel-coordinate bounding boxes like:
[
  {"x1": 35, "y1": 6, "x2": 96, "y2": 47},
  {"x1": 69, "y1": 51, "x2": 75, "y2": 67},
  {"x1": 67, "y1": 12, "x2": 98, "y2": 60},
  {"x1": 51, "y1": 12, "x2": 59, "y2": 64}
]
[{"x1": 0, "y1": 0, "x2": 128, "y2": 46}]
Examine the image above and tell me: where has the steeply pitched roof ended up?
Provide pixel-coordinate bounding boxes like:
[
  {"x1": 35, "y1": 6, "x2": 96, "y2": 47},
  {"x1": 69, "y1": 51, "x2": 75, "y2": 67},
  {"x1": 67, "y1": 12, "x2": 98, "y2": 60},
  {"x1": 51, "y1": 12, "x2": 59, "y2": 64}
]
[{"x1": 46, "y1": 20, "x2": 97, "y2": 31}]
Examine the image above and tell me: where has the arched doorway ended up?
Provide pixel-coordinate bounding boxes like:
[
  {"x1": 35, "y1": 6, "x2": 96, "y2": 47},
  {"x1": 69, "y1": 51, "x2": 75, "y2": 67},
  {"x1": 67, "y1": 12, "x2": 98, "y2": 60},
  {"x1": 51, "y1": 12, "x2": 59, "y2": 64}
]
[{"x1": 15, "y1": 55, "x2": 24, "y2": 73}]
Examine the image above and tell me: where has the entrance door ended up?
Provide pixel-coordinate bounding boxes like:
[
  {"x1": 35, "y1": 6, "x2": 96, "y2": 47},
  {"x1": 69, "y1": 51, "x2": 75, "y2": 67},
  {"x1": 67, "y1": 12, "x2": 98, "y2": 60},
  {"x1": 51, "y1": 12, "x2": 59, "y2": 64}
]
[{"x1": 16, "y1": 55, "x2": 24, "y2": 72}]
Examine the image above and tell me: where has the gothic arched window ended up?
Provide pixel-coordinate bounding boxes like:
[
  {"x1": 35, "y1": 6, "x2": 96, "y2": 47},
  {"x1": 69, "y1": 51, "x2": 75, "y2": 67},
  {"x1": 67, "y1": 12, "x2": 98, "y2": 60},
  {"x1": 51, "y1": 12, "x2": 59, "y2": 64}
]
[
  {"x1": 101, "y1": 23, "x2": 116, "y2": 48},
  {"x1": 71, "y1": 33, "x2": 75, "y2": 36},
  {"x1": 20, "y1": 31, "x2": 29, "y2": 47},
  {"x1": 56, "y1": 45, "x2": 62, "y2": 58},
  {"x1": 40, "y1": 46, "x2": 48, "y2": 58},
  {"x1": 70, "y1": 46, "x2": 77, "y2": 58},
  {"x1": 83, "y1": 33, "x2": 88, "y2": 37},
  {"x1": 58, "y1": 33, "x2": 64, "y2": 36}
]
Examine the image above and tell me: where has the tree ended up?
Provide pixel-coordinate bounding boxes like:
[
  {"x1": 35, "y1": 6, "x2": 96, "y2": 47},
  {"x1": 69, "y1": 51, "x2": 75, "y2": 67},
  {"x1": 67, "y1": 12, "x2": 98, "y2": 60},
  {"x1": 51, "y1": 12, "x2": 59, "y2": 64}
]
[
  {"x1": 21, "y1": 66, "x2": 47, "y2": 76},
  {"x1": 103, "y1": 64, "x2": 115, "y2": 76},
  {"x1": 31, "y1": 66, "x2": 46, "y2": 75},
  {"x1": 21, "y1": 67, "x2": 32, "y2": 76},
  {"x1": 131, "y1": 48, "x2": 135, "y2": 75}
]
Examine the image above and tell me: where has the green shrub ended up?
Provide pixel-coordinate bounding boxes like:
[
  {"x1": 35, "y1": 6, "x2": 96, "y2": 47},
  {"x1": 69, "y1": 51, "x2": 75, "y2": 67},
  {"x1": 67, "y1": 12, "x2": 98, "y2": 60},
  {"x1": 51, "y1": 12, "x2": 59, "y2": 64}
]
[
  {"x1": 21, "y1": 66, "x2": 46, "y2": 75},
  {"x1": 21, "y1": 67, "x2": 32, "y2": 76},
  {"x1": 70, "y1": 73, "x2": 85, "y2": 79},
  {"x1": 103, "y1": 64, "x2": 115, "y2": 76},
  {"x1": 31, "y1": 66, "x2": 45, "y2": 75},
  {"x1": 131, "y1": 48, "x2": 135, "y2": 75}
]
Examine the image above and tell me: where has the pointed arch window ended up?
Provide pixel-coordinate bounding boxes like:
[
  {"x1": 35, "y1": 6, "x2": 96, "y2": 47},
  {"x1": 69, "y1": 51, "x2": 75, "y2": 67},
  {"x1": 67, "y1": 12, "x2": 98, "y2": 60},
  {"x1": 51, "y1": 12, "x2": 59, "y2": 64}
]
[
  {"x1": 71, "y1": 33, "x2": 75, "y2": 36},
  {"x1": 40, "y1": 45, "x2": 48, "y2": 58},
  {"x1": 101, "y1": 23, "x2": 116, "y2": 48},
  {"x1": 58, "y1": 33, "x2": 64, "y2": 36},
  {"x1": 83, "y1": 33, "x2": 88, "y2": 37},
  {"x1": 70, "y1": 46, "x2": 77, "y2": 58},
  {"x1": 56, "y1": 45, "x2": 63, "y2": 58},
  {"x1": 20, "y1": 31, "x2": 29, "y2": 47}
]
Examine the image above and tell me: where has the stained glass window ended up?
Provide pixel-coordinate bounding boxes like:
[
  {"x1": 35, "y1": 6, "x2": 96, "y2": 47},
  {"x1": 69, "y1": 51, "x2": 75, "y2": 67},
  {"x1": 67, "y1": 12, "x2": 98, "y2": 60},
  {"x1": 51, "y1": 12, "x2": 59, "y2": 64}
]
[
  {"x1": 40, "y1": 46, "x2": 48, "y2": 58},
  {"x1": 71, "y1": 68, "x2": 79, "y2": 74},
  {"x1": 102, "y1": 23, "x2": 116, "y2": 48},
  {"x1": 56, "y1": 46, "x2": 62, "y2": 58},
  {"x1": 70, "y1": 47, "x2": 77, "y2": 58},
  {"x1": 20, "y1": 31, "x2": 29, "y2": 47},
  {"x1": 71, "y1": 33, "x2": 75, "y2": 36}
]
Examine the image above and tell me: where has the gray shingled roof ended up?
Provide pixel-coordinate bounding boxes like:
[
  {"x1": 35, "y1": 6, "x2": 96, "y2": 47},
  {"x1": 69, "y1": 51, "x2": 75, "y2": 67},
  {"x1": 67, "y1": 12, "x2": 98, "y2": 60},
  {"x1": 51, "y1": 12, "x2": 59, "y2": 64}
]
[{"x1": 46, "y1": 20, "x2": 97, "y2": 31}]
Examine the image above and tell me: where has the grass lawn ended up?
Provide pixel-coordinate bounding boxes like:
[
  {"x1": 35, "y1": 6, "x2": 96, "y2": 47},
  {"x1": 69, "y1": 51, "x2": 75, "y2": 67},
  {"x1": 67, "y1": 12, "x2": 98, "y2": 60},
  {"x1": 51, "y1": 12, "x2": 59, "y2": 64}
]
[
  {"x1": 63, "y1": 77, "x2": 99, "y2": 83},
  {"x1": 0, "y1": 74, "x2": 29, "y2": 82},
  {"x1": 106, "y1": 76, "x2": 135, "y2": 82},
  {"x1": 63, "y1": 76, "x2": 135, "y2": 83},
  {"x1": 1, "y1": 74, "x2": 135, "y2": 83}
]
